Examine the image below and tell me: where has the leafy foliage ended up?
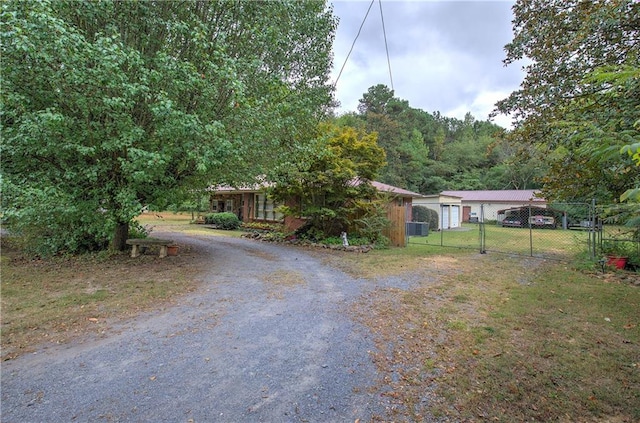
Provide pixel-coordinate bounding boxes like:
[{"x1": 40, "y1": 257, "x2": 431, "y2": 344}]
[
  {"x1": 338, "y1": 84, "x2": 522, "y2": 194},
  {"x1": 204, "y1": 212, "x2": 240, "y2": 230},
  {"x1": 270, "y1": 123, "x2": 387, "y2": 239},
  {"x1": 494, "y1": 0, "x2": 640, "y2": 202},
  {"x1": 411, "y1": 205, "x2": 439, "y2": 231},
  {"x1": 1, "y1": 0, "x2": 336, "y2": 255}
]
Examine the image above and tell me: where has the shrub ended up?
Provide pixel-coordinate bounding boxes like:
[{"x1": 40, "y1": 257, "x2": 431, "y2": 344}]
[
  {"x1": 2, "y1": 188, "x2": 111, "y2": 256},
  {"x1": 241, "y1": 222, "x2": 283, "y2": 232},
  {"x1": 204, "y1": 212, "x2": 240, "y2": 230},
  {"x1": 412, "y1": 206, "x2": 439, "y2": 230},
  {"x1": 128, "y1": 221, "x2": 151, "y2": 239}
]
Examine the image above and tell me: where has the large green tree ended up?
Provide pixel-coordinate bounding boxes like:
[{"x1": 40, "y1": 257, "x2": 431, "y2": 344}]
[
  {"x1": 270, "y1": 123, "x2": 386, "y2": 239},
  {"x1": 1, "y1": 0, "x2": 336, "y2": 255},
  {"x1": 494, "y1": 0, "x2": 639, "y2": 202}
]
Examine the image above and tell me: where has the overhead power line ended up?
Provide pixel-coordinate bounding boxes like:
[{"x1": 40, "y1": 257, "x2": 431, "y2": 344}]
[
  {"x1": 378, "y1": 0, "x2": 394, "y2": 91},
  {"x1": 334, "y1": 0, "x2": 375, "y2": 88},
  {"x1": 334, "y1": 0, "x2": 394, "y2": 92}
]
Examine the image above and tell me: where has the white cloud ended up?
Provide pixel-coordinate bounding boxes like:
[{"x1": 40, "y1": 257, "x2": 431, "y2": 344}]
[{"x1": 330, "y1": 0, "x2": 524, "y2": 128}]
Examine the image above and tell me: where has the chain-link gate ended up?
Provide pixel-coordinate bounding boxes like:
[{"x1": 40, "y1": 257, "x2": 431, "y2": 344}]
[
  {"x1": 480, "y1": 201, "x2": 599, "y2": 260},
  {"x1": 409, "y1": 201, "x2": 602, "y2": 261}
]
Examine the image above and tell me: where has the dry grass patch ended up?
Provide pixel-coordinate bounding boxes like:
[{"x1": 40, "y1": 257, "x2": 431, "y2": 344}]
[
  {"x1": 348, "y1": 249, "x2": 640, "y2": 422},
  {"x1": 1, "y1": 237, "x2": 208, "y2": 361},
  {"x1": 262, "y1": 269, "x2": 306, "y2": 299},
  {"x1": 318, "y1": 244, "x2": 472, "y2": 280}
]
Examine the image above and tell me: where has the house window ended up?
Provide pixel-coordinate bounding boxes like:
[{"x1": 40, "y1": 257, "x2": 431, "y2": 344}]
[
  {"x1": 254, "y1": 193, "x2": 283, "y2": 221},
  {"x1": 225, "y1": 199, "x2": 233, "y2": 213}
]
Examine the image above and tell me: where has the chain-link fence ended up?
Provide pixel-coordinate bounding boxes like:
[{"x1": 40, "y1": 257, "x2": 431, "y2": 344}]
[{"x1": 408, "y1": 201, "x2": 639, "y2": 267}]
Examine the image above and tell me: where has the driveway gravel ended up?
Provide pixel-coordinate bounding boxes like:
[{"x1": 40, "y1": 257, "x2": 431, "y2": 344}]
[{"x1": 1, "y1": 233, "x2": 417, "y2": 422}]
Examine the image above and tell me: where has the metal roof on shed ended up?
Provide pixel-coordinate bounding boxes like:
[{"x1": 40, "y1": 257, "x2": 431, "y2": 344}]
[{"x1": 440, "y1": 190, "x2": 545, "y2": 203}]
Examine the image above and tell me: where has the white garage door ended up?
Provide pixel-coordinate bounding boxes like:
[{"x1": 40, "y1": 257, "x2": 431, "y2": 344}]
[
  {"x1": 451, "y1": 206, "x2": 460, "y2": 228},
  {"x1": 441, "y1": 206, "x2": 450, "y2": 229}
]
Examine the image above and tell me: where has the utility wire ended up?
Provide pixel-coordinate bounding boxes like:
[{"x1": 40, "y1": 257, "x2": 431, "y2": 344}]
[
  {"x1": 378, "y1": 0, "x2": 394, "y2": 91},
  {"x1": 334, "y1": 0, "x2": 375, "y2": 87}
]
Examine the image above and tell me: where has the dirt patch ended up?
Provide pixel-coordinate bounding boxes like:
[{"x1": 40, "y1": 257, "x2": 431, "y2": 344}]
[{"x1": 262, "y1": 269, "x2": 307, "y2": 299}]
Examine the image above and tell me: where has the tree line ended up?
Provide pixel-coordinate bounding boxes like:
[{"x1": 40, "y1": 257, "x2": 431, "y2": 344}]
[{"x1": 331, "y1": 84, "x2": 544, "y2": 195}]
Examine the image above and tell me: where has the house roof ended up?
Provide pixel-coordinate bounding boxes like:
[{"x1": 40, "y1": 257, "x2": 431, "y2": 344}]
[
  {"x1": 371, "y1": 181, "x2": 424, "y2": 198},
  {"x1": 207, "y1": 181, "x2": 273, "y2": 194},
  {"x1": 439, "y1": 190, "x2": 545, "y2": 203},
  {"x1": 210, "y1": 180, "x2": 424, "y2": 198}
]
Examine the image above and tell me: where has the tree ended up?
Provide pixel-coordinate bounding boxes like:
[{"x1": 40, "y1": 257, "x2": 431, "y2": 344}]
[
  {"x1": 1, "y1": 0, "x2": 336, "y2": 255},
  {"x1": 270, "y1": 124, "x2": 387, "y2": 239},
  {"x1": 494, "y1": 0, "x2": 640, "y2": 202},
  {"x1": 357, "y1": 84, "x2": 395, "y2": 115},
  {"x1": 347, "y1": 84, "x2": 515, "y2": 194}
]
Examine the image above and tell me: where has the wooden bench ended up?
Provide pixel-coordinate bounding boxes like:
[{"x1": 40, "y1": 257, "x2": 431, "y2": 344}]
[{"x1": 126, "y1": 238, "x2": 174, "y2": 258}]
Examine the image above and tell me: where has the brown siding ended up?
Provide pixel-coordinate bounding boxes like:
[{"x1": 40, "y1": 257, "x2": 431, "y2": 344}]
[{"x1": 384, "y1": 204, "x2": 406, "y2": 247}]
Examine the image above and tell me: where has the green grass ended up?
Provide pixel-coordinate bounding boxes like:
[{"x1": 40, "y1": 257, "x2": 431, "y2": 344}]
[
  {"x1": 136, "y1": 211, "x2": 245, "y2": 238},
  {"x1": 409, "y1": 223, "x2": 593, "y2": 258},
  {"x1": 453, "y1": 264, "x2": 640, "y2": 421}
]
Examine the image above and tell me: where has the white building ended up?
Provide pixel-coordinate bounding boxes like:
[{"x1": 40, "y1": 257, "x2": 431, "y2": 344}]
[
  {"x1": 413, "y1": 190, "x2": 547, "y2": 229},
  {"x1": 412, "y1": 193, "x2": 463, "y2": 230},
  {"x1": 440, "y1": 190, "x2": 546, "y2": 222}
]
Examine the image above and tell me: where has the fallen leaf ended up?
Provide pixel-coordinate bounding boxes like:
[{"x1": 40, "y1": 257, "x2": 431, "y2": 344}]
[{"x1": 149, "y1": 375, "x2": 156, "y2": 381}]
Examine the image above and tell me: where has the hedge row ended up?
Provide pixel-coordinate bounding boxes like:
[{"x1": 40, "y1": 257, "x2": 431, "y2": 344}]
[{"x1": 204, "y1": 212, "x2": 240, "y2": 230}]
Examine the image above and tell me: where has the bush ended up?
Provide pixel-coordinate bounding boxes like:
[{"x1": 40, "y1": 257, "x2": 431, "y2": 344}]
[
  {"x1": 204, "y1": 212, "x2": 240, "y2": 230},
  {"x1": 129, "y1": 220, "x2": 151, "y2": 239},
  {"x1": 412, "y1": 206, "x2": 439, "y2": 230},
  {"x1": 241, "y1": 222, "x2": 283, "y2": 232},
  {"x1": 1, "y1": 186, "x2": 112, "y2": 256}
]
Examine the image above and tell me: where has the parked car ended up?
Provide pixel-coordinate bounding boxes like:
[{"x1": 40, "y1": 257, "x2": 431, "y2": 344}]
[
  {"x1": 501, "y1": 217, "x2": 524, "y2": 228},
  {"x1": 499, "y1": 206, "x2": 558, "y2": 229},
  {"x1": 529, "y1": 215, "x2": 557, "y2": 228}
]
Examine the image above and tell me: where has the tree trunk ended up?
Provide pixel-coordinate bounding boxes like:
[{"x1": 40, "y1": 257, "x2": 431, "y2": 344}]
[{"x1": 111, "y1": 222, "x2": 129, "y2": 251}]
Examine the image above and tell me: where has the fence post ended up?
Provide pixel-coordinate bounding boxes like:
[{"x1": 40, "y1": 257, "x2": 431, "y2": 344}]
[
  {"x1": 590, "y1": 198, "x2": 598, "y2": 259},
  {"x1": 440, "y1": 204, "x2": 444, "y2": 246},
  {"x1": 480, "y1": 203, "x2": 484, "y2": 253},
  {"x1": 528, "y1": 203, "x2": 534, "y2": 257}
]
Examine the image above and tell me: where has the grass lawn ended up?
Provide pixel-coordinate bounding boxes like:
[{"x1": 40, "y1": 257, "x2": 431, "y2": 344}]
[
  {"x1": 336, "y1": 244, "x2": 640, "y2": 422},
  {"x1": 411, "y1": 223, "x2": 594, "y2": 258},
  {"x1": 1, "y1": 220, "x2": 638, "y2": 421},
  {"x1": 0, "y1": 212, "x2": 234, "y2": 361},
  {"x1": 135, "y1": 211, "x2": 245, "y2": 238}
]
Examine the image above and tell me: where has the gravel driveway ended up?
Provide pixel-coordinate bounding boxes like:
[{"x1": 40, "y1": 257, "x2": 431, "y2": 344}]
[{"x1": 1, "y1": 233, "x2": 415, "y2": 422}]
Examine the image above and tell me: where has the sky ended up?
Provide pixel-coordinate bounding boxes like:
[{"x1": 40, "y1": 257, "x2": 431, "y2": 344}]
[{"x1": 329, "y1": 0, "x2": 526, "y2": 128}]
